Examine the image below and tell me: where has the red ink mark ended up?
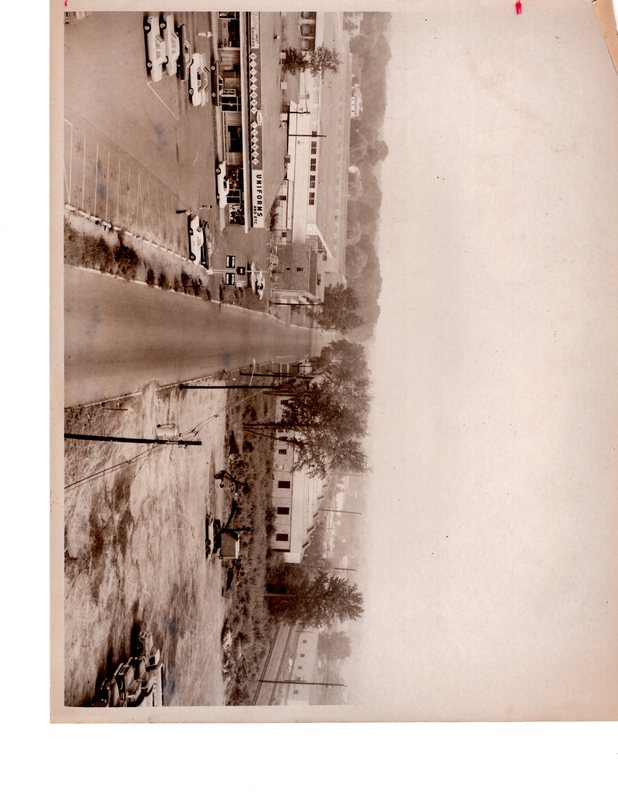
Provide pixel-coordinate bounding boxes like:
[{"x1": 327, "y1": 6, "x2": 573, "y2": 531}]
[
  {"x1": 515, "y1": 1, "x2": 522, "y2": 14},
  {"x1": 64, "y1": 0, "x2": 68, "y2": 6}
]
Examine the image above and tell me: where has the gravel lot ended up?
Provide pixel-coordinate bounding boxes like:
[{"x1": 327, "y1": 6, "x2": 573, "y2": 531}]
[{"x1": 64, "y1": 380, "x2": 231, "y2": 706}]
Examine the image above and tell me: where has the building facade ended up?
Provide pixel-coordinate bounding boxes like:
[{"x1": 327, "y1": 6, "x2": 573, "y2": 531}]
[
  {"x1": 270, "y1": 398, "x2": 324, "y2": 562},
  {"x1": 270, "y1": 12, "x2": 351, "y2": 302},
  {"x1": 214, "y1": 12, "x2": 287, "y2": 230}
]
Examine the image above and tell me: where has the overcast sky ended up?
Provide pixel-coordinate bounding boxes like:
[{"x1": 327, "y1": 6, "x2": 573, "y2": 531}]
[{"x1": 351, "y1": 0, "x2": 618, "y2": 720}]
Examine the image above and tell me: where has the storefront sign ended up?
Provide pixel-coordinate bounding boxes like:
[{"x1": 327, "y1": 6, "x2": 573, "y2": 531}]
[
  {"x1": 252, "y1": 170, "x2": 265, "y2": 227},
  {"x1": 250, "y1": 12, "x2": 260, "y2": 49}
]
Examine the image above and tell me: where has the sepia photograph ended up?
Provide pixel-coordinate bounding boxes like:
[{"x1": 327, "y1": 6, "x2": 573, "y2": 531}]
[{"x1": 54, "y1": 0, "x2": 618, "y2": 721}]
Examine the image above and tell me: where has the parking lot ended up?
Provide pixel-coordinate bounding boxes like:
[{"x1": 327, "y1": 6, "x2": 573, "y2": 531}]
[{"x1": 64, "y1": 11, "x2": 219, "y2": 256}]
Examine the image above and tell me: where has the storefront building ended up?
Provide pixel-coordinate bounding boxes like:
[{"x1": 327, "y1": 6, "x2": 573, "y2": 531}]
[{"x1": 215, "y1": 12, "x2": 269, "y2": 231}]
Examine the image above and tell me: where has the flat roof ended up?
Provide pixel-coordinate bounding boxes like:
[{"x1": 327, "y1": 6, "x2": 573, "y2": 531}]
[
  {"x1": 254, "y1": 13, "x2": 288, "y2": 217},
  {"x1": 314, "y1": 16, "x2": 351, "y2": 274}
]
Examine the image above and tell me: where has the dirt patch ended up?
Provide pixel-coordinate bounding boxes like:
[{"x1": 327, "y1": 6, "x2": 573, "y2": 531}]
[
  {"x1": 218, "y1": 388, "x2": 282, "y2": 705},
  {"x1": 64, "y1": 380, "x2": 229, "y2": 706}
]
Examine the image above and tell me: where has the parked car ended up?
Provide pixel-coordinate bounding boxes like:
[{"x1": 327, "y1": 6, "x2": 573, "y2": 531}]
[
  {"x1": 200, "y1": 221, "x2": 213, "y2": 270},
  {"x1": 144, "y1": 15, "x2": 168, "y2": 82},
  {"x1": 159, "y1": 14, "x2": 180, "y2": 77},
  {"x1": 189, "y1": 52, "x2": 209, "y2": 106},
  {"x1": 216, "y1": 161, "x2": 230, "y2": 208},
  {"x1": 188, "y1": 214, "x2": 204, "y2": 261},
  {"x1": 177, "y1": 23, "x2": 193, "y2": 81},
  {"x1": 210, "y1": 60, "x2": 224, "y2": 103}
]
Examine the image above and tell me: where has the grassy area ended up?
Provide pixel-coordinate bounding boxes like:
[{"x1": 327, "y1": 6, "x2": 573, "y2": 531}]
[
  {"x1": 219, "y1": 387, "x2": 283, "y2": 705},
  {"x1": 64, "y1": 224, "x2": 141, "y2": 281},
  {"x1": 64, "y1": 216, "x2": 272, "y2": 314}
]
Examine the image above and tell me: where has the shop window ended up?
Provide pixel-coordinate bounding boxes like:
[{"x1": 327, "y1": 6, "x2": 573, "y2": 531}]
[
  {"x1": 278, "y1": 480, "x2": 291, "y2": 489},
  {"x1": 227, "y1": 125, "x2": 243, "y2": 153},
  {"x1": 222, "y1": 94, "x2": 241, "y2": 112},
  {"x1": 277, "y1": 506, "x2": 290, "y2": 515}
]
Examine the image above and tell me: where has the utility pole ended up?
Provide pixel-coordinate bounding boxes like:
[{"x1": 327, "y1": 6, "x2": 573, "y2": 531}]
[
  {"x1": 256, "y1": 679, "x2": 346, "y2": 687},
  {"x1": 65, "y1": 433, "x2": 201, "y2": 446},
  {"x1": 269, "y1": 301, "x2": 322, "y2": 306},
  {"x1": 180, "y1": 383, "x2": 275, "y2": 390},
  {"x1": 318, "y1": 508, "x2": 362, "y2": 515}
]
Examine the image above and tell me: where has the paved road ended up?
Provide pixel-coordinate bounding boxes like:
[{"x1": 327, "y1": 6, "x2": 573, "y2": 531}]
[{"x1": 65, "y1": 266, "x2": 330, "y2": 406}]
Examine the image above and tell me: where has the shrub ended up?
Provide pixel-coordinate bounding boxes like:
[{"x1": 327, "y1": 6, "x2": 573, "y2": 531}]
[
  {"x1": 146, "y1": 268, "x2": 156, "y2": 286},
  {"x1": 114, "y1": 241, "x2": 139, "y2": 280},
  {"x1": 158, "y1": 272, "x2": 170, "y2": 290}
]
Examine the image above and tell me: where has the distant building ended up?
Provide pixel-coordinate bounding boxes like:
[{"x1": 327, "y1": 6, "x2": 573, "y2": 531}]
[
  {"x1": 351, "y1": 84, "x2": 363, "y2": 118},
  {"x1": 270, "y1": 398, "x2": 324, "y2": 562},
  {"x1": 286, "y1": 629, "x2": 320, "y2": 705}
]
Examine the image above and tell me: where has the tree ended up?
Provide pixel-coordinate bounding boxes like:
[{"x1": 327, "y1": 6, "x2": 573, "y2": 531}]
[
  {"x1": 308, "y1": 46, "x2": 341, "y2": 76},
  {"x1": 349, "y1": 128, "x2": 369, "y2": 163},
  {"x1": 281, "y1": 46, "x2": 341, "y2": 77},
  {"x1": 315, "y1": 338, "x2": 369, "y2": 382},
  {"x1": 281, "y1": 47, "x2": 308, "y2": 75},
  {"x1": 315, "y1": 286, "x2": 362, "y2": 333},
  {"x1": 267, "y1": 570, "x2": 363, "y2": 628},
  {"x1": 318, "y1": 631, "x2": 352, "y2": 661},
  {"x1": 244, "y1": 339, "x2": 371, "y2": 478},
  {"x1": 347, "y1": 169, "x2": 363, "y2": 201},
  {"x1": 346, "y1": 218, "x2": 362, "y2": 246},
  {"x1": 367, "y1": 139, "x2": 389, "y2": 164},
  {"x1": 345, "y1": 245, "x2": 368, "y2": 280}
]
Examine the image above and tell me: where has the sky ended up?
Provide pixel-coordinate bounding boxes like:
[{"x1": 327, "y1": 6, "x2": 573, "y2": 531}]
[{"x1": 351, "y1": 1, "x2": 618, "y2": 720}]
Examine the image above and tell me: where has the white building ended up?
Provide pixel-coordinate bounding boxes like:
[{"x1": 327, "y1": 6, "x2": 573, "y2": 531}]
[
  {"x1": 272, "y1": 12, "x2": 350, "y2": 296},
  {"x1": 351, "y1": 84, "x2": 363, "y2": 118},
  {"x1": 270, "y1": 398, "x2": 324, "y2": 562},
  {"x1": 286, "y1": 629, "x2": 320, "y2": 705}
]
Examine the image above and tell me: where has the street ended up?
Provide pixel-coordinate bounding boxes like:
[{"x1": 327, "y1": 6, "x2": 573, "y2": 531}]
[{"x1": 65, "y1": 265, "x2": 329, "y2": 406}]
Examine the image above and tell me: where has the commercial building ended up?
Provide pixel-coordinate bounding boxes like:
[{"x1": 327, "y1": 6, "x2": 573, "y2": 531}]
[
  {"x1": 270, "y1": 397, "x2": 324, "y2": 562},
  {"x1": 214, "y1": 12, "x2": 288, "y2": 230},
  {"x1": 271, "y1": 12, "x2": 351, "y2": 303}
]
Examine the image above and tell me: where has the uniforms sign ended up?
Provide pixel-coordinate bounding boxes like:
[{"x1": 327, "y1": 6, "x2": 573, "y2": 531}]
[{"x1": 252, "y1": 170, "x2": 265, "y2": 227}]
